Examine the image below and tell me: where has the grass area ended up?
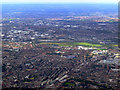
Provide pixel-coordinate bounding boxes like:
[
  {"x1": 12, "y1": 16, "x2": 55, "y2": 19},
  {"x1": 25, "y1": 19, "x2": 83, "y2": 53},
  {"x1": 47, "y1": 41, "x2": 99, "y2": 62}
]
[
  {"x1": 64, "y1": 82, "x2": 75, "y2": 86},
  {"x1": 39, "y1": 42, "x2": 73, "y2": 47},
  {"x1": 112, "y1": 44, "x2": 118, "y2": 47},
  {"x1": 38, "y1": 42, "x2": 119, "y2": 48},
  {"x1": 39, "y1": 42, "x2": 103, "y2": 47},
  {"x1": 29, "y1": 77, "x2": 34, "y2": 80},
  {"x1": 73, "y1": 42, "x2": 102, "y2": 47},
  {"x1": 24, "y1": 82, "x2": 32, "y2": 83},
  {"x1": 9, "y1": 19, "x2": 15, "y2": 21}
]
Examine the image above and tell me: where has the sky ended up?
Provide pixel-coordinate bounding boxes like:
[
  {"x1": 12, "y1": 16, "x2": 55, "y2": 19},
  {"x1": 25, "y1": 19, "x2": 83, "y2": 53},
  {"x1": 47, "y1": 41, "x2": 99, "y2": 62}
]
[{"x1": 1, "y1": 0, "x2": 119, "y2": 4}]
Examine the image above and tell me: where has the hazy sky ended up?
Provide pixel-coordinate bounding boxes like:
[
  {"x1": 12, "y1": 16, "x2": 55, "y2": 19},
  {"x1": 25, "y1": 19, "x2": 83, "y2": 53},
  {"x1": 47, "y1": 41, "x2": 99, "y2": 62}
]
[{"x1": 1, "y1": 0, "x2": 119, "y2": 4}]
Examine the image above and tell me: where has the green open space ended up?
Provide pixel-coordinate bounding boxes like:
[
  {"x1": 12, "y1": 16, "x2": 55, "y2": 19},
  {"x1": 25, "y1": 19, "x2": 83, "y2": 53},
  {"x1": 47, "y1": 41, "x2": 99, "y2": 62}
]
[
  {"x1": 64, "y1": 82, "x2": 75, "y2": 86},
  {"x1": 39, "y1": 42, "x2": 103, "y2": 47},
  {"x1": 34, "y1": 41, "x2": 118, "y2": 49}
]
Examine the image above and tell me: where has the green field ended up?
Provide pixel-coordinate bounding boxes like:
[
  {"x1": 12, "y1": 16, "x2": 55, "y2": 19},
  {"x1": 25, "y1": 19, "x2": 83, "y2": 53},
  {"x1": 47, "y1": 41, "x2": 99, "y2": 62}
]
[
  {"x1": 73, "y1": 42, "x2": 102, "y2": 47},
  {"x1": 39, "y1": 42, "x2": 103, "y2": 47},
  {"x1": 112, "y1": 44, "x2": 118, "y2": 47},
  {"x1": 64, "y1": 82, "x2": 75, "y2": 86}
]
